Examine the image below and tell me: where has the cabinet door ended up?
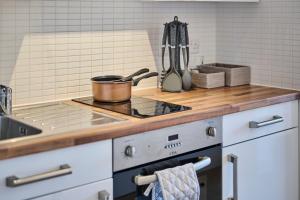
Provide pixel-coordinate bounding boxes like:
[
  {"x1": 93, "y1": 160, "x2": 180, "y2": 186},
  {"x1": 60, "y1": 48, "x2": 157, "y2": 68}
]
[
  {"x1": 0, "y1": 140, "x2": 112, "y2": 200},
  {"x1": 32, "y1": 178, "x2": 113, "y2": 200},
  {"x1": 223, "y1": 128, "x2": 298, "y2": 200}
]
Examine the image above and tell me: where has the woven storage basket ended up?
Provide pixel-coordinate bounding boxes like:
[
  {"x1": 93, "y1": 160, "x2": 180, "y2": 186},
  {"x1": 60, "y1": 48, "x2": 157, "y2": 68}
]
[
  {"x1": 197, "y1": 63, "x2": 251, "y2": 86},
  {"x1": 191, "y1": 67, "x2": 225, "y2": 89}
]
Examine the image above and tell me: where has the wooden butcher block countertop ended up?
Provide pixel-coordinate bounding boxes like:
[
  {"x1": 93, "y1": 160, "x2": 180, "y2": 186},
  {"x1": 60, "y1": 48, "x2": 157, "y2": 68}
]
[{"x1": 0, "y1": 85, "x2": 299, "y2": 160}]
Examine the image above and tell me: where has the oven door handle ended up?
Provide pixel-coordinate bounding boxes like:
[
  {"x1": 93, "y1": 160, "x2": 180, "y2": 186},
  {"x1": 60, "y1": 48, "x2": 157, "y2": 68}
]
[{"x1": 134, "y1": 156, "x2": 211, "y2": 186}]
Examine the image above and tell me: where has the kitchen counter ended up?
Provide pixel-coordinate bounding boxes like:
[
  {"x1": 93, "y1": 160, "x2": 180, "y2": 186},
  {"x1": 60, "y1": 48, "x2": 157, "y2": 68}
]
[{"x1": 0, "y1": 85, "x2": 299, "y2": 160}]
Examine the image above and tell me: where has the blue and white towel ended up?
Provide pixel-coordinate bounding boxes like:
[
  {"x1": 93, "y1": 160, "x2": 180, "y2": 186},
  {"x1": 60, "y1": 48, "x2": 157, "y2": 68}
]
[{"x1": 144, "y1": 163, "x2": 200, "y2": 200}]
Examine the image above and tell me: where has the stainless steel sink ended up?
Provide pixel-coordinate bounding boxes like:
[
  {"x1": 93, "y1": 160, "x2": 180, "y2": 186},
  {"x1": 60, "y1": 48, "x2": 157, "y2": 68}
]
[
  {"x1": 0, "y1": 102, "x2": 123, "y2": 141},
  {"x1": 12, "y1": 102, "x2": 123, "y2": 135},
  {"x1": 0, "y1": 116, "x2": 42, "y2": 141}
]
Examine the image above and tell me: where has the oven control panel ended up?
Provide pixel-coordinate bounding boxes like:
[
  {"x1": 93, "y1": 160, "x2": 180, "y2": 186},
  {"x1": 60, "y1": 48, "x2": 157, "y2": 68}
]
[
  {"x1": 164, "y1": 141, "x2": 182, "y2": 149},
  {"x1": 113, "y1": 117, "x2": 222, "y2": 172}
]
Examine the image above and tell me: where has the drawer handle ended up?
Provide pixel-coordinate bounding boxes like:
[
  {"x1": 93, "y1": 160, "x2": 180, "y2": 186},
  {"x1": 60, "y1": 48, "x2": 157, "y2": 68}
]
[
  {"x1": 98, "y1": 190, "x2": 110, "y2": 200},
  {"x1": 227, "y1": 154, "x2": 238, "y2": 200},
  {"x1": 249, "y1": 115, "x2": 284, "y2": 129},
  {"x1": 6, "y1": 164, "x2": 72, "y2": 187}
]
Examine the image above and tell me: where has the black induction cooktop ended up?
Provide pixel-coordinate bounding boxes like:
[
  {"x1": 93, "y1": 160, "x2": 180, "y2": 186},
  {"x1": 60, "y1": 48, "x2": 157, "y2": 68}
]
[{"x1": 73, "y1": 97, "x2": 191, "y2": 119}]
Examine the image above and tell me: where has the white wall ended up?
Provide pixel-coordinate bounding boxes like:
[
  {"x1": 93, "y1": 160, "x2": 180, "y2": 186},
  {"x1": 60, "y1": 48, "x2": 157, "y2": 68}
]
[
  {"x1": 1, "y1": 0, "x2": 299, "y2": 106},
  {"x1": 216, "y1": 0, "x2": 300, "y2": 90},
  {"x1": 0, "y1": 0, "x2": 217, "y2": 105}
]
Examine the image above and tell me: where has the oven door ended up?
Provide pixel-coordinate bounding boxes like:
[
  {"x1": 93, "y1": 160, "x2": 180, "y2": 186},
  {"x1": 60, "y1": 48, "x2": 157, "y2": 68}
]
[{"x1": 113, "y1": 144, "x2": 221, "y2": 200}]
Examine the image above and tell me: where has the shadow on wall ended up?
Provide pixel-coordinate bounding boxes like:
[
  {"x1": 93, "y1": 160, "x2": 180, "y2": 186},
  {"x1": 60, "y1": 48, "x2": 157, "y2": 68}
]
[
  {"x1": 0, "y1": 1, "x2": 160, "y2": 105},
  {"x1": 6, "y1": 30, "x2": 157, "y2": 105}
]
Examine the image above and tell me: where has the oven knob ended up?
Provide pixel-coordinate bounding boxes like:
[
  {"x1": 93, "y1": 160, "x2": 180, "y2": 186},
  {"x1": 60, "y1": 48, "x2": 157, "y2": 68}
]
[
  {"x1": 207, "y1": 127, "x2": 217, "y2": 137},
  {"x1": 124, "y1": 146, "x2": 136, "y2": 157}
]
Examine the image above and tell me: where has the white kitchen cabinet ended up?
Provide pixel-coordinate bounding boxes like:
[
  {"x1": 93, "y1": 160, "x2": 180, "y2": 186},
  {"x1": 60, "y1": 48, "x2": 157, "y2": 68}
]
[
  {"x1": 0, "y1": 140, "x2": 112, "y2": 200},
  {"x1": 142, "y1": 0, "x2": 259, "y2": 2},
  {"x1": 223, "y1": 128, "x2": 299, "y2": 200},
  {"x1": 31, "y1": 178, "x2": 113, "y2": 200},
  {"x1": 223, "y1": 100, "x2": 298, "y2": 147}
]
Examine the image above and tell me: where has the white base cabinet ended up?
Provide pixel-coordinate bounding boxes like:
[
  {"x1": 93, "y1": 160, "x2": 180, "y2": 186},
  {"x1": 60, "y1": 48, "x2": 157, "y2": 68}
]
[
  {"x1": 0, "y1": 140, "x2": 112, "y2": 200},
  {"x1": 31, "y1": 178, "x2": 113, "y2": 200},
  {"x1": 223, "y1": 128, "x2": 299, "y2": 200},
  {"x1": 142, "y1": 0, "x2": 259, "y2": 2}
]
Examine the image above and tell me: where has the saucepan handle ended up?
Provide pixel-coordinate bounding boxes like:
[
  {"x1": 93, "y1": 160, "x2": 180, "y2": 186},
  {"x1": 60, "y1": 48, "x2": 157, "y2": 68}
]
[{"x1": 132, "y1": 72, "x2": 159, "y2": 86}]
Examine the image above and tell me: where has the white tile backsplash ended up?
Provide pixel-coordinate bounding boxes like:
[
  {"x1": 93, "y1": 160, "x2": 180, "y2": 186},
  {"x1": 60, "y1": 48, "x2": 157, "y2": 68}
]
[
  {"x1": 216, "y1": 0, "x2": 300, "y2": 90},
  {"x1": 1, "y1": 0, "x2": 299, "y2": 106},
  {"x1": 0, "y1": 0, "x2": 217, "y2": 105}
]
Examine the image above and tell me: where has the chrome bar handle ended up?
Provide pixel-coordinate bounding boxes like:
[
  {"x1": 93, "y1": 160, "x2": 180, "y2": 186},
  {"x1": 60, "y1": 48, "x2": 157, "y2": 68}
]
[
  {"x1": 249, "y1": 115, "x2": 284, "y2": 128},
  {"x1": 227, "y1": 154, "x2": 238, "y2": 200},
  {"x1": 134, "y1": 156, "x2": 211, "y2": 186},
  {"x1": 6, "y1": 164, "x2": 72, "y2": 187},
  {"x1": 98, "y1": 190, "x2": 110, "y2": 200}
]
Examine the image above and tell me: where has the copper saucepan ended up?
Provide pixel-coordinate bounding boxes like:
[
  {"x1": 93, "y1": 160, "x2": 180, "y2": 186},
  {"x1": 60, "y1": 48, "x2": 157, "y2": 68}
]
[{"x1": 91, "y1": 68, "x2": 158, "y2": 102}]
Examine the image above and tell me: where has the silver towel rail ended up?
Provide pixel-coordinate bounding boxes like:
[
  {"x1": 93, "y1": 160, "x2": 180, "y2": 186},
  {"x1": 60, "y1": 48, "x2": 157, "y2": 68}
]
[{"x1": 134, "y1": 156, "x2": 211, "y2": 186}]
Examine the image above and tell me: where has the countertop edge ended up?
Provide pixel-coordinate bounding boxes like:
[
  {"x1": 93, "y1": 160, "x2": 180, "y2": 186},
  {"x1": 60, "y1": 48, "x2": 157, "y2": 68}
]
[{"x1": 0, "y1": 87, "x2": 299, "y2": 161}]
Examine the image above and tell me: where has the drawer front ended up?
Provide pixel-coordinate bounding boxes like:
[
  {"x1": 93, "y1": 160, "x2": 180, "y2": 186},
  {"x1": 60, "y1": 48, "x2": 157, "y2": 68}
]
[
  {"x1": 31, "y1": 178, "x2": 113, "y2": 200},
  {"x1": 223, "y1": 100, "x2": 298, "y2": 146},
  {"x1": 0, "y1": 140, "x2": 112, "y2": 200}
]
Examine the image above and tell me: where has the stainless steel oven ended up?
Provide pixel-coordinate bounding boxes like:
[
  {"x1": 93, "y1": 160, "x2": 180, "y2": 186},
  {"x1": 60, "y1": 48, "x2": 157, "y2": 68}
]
[{"x1": 113, "y1": 118, "x2": 222, "y2": 200}]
